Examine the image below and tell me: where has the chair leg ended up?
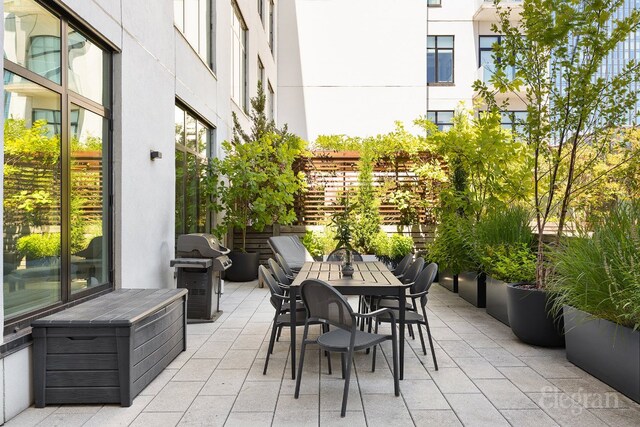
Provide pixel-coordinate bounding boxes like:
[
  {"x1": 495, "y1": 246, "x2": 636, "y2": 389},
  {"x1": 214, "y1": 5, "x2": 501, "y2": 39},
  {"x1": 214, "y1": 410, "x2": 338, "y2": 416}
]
[
  {"x1": 323, "y1": 324, "x2": 332, "y2": 375},
  {"x1": 423, "y1": 307, "x2": 438, "y2": 370},
  {"x1": 408, "y1": 324, "x2": 415, "y2": 339},
  {"x1": 263, "y1": 318, "x2": 279, "y2": 375},
  {"x1": 294, "y1": 324, "x2": 310, "y2": 398},
  {"x1": 391, "y1": 335, "x2": 399, "y2": 396},
  {"x1": 276, "y1": 324, "x2": 283, "y2": 342},
  {"x1": 372, "y1": 320, "x2": 380, "y2": 372},
  {"x1": 341, "y1": 347, "x2": 354, "y2": 417},
  {"x1": 341, "y1": 353, "x2": 346, "y2": 379},
  {"x1": 417, "y1": 322, "x2": 427, "y2": 355}
]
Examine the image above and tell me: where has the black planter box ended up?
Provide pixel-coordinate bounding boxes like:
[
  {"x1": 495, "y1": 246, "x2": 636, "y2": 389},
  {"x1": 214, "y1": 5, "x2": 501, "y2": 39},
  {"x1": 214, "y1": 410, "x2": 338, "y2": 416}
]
[
  {"x1": 506, "y1": 284, "x2": 564, "y2": 347},
  {"x1": 225, "y1": 251, "x2": 259, "y2": 282},
  {"x1": 564, "y1": 306, "x2": 640, "y2": 403},
  {"x1": 458, "y1": 271, "x2": 486, "y2": 307},
  {"x1": 32, "y1": 289, "x2": 188, "y2": 407},
  {"x1": 439, "y1": 270, "x2": 458, "y2": 293},
  {"x1": 486, "y1": 276, "x2": 509, "y2": 326}
]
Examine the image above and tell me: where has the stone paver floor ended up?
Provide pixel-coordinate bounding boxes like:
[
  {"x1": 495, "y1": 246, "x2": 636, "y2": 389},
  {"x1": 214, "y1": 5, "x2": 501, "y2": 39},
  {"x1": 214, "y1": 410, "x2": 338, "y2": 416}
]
[{"x1": 9, "y1": 280, "x2": 640, "y2": 427}]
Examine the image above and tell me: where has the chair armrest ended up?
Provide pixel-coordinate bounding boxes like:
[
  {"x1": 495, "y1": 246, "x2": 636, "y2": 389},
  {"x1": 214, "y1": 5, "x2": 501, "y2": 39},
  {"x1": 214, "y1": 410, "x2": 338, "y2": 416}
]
[
  {"x1": 407, "y1": 290, "x2": 428, "y2": 298},
  {"x1": 354, "y1": 307, "x2": 395, "y2": 320},
  {"x1": 277, "y1": 282, "x2": 290, "y2": 290}
]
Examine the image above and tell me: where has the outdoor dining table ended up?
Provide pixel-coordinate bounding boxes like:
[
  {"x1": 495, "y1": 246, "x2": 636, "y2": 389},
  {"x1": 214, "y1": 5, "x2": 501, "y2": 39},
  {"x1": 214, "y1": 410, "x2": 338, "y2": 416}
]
[{"x1": 288, "y1": 261, "x2": 409, "y2": 380}]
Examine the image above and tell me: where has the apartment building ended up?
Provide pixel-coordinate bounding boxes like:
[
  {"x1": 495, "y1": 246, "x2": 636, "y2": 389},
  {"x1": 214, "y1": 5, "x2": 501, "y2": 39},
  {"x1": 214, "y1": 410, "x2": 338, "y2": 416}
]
[{"x1": 0, "y1": 0, "x2": 276, "y2": 420}]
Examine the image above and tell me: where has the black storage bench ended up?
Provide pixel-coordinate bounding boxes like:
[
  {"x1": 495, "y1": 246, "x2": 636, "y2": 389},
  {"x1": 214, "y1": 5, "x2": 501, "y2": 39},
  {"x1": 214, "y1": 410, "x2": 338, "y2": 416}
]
[{"x1": 32, "y1": 288, "x2": 188, "y2": 407}]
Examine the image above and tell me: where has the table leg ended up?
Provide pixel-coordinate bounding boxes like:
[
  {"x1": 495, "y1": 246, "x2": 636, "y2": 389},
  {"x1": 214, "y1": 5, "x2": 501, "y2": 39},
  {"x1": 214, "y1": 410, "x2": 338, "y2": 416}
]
[
  {"x1": 399, "y1": 288, "x2": 405, "y2": 380},
  {"x1": 290, "y1": 286, "x2": 297, "y2": 380}
]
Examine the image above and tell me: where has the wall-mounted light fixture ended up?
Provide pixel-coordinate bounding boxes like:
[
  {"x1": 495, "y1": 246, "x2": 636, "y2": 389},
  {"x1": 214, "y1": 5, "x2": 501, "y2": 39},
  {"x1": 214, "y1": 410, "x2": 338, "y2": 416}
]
[{"x1": 150, "y1": 150, "x2": 162, "y2": 161}]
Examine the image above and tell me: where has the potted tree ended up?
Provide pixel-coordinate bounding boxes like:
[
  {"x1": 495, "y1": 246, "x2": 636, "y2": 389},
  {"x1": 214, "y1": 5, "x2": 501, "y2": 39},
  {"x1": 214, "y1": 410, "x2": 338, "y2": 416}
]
[
  {"x1": 475, "y1": 0, "x2": 640, "y2": 346},
  {"x1": 207, "y1": 84, "x2": 306, "y2": 281},
  {"x1": 550, "y1": 203, "x2": 640, "y2": 403}
]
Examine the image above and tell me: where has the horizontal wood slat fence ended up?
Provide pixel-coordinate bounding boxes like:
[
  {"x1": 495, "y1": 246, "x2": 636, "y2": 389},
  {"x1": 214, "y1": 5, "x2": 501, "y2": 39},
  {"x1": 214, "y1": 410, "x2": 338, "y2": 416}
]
[{"x1": 229, "y1": 150, "x2": 442, "y2": 263}]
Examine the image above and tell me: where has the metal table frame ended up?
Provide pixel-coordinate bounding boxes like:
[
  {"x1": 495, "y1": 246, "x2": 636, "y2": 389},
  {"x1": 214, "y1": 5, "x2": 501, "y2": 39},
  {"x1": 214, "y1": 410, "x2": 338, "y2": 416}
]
[{"x1": 288, "y1": 261, "x2": 408, "y2": 380}]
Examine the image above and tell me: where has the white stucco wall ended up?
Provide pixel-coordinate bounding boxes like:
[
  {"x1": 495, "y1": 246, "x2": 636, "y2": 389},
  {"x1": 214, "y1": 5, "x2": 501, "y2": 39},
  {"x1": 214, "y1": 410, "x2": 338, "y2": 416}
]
[{"x1": 0, "y1": 0, "x2": 275, "y2": 421}]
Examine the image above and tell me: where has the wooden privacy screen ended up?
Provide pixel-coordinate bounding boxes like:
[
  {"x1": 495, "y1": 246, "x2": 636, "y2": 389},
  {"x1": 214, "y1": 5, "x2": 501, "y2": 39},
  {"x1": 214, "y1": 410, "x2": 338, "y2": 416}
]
[{"x1": 293, "y1": 150, "x2": 441, "y2": 225}]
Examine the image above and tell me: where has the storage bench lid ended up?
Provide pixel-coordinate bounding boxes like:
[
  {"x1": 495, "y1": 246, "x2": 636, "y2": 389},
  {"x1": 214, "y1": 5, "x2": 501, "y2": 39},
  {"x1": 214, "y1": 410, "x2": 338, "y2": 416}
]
[{"x1": 32, "y1": 289, "x2": 188, "y2": 327}]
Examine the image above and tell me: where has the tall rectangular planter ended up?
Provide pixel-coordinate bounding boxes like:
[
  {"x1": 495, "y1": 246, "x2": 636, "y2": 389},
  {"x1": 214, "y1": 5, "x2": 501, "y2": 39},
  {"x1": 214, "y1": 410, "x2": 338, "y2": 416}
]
[
  {"x1": 438, "y1": 270, "x2": 458, "y2": 293},
  {"x1": 564, "y1": 306, "x2": 640, "y2": 403},
  {"x1": 486, "y1": 276, "x2": 509, "y2": 326},
  {"x1": 458, "y1": 272, "x2": 486, "y2": 308}
]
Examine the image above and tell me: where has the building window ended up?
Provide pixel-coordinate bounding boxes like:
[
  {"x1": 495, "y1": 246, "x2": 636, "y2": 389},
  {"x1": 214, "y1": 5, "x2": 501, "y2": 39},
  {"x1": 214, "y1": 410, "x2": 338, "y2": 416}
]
[
  {"x1": 232, "y1": 3, "x2": 248, "y2": 112},
  {"x1": 174, "y1": 0, "x2": 212, "y2": 66},
  {"x1": 258, "y1": 0, "x2": 264, "y2": 23},
  {"x1": 3, "y1": 0, "x2": 112, "y2": 334},
  {"x1": 479, "y1": 36, "x2": 516, "y2": 84},
  {"x1": 427, "y1": 36, "x2": 454, "y2": 84},
  {"x1": 427, "y1": 0, "x2": 442, "y2": 6},
  {"x1": 258, "y1": 56, "x2": 265, "y2": 90},
  {"x1": 268, "y1": 1, "x2": 275, "y2": 53},
  {"x1": 268, "y1": 81, "x2": 275, "y2": 120},
  {"x1": 427, "y1": 111, "x2": 454, "y2": 131},
  {"x1": 500, "y1": 111, "x2": 527, "y2": 135},
  {"x1": 175, "y1": 104, "x2": 213, "y2": 238}
]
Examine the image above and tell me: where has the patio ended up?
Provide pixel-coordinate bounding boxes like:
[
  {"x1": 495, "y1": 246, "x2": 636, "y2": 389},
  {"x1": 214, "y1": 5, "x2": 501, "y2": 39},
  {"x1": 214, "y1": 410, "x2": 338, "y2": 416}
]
[{"x1": 8, "y1": 280, "x2": 640, "y2": 427}]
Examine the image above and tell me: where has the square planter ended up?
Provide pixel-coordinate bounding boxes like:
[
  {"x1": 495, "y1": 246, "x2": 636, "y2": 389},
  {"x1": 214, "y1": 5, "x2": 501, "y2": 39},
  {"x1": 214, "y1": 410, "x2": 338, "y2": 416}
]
[
  {"x1": 564, "y1": 306, "x2": 640, "y2": 403},
  {"x1": 438, "y1": 270, "x2": 458, "y2": 293},
  {"x1": 458, "y1": 271, "x2": 486, "y2": 308},
  {"x1": 486, "y1": 276, "x2": 509, "y2": 326}
]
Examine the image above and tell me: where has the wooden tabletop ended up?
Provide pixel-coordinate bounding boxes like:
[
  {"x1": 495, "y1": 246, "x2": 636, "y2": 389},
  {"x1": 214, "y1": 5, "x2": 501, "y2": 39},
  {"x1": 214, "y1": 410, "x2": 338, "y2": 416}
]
[{"x1": 290, "y1": 261, "x2": 402, "y2": 288}]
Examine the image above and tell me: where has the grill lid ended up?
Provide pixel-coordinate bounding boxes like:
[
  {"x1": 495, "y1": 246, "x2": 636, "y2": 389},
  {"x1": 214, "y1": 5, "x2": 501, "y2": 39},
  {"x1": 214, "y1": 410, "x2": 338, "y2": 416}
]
[{"x1": 176, "y1": 233, "x2": 230, "y2": 258}]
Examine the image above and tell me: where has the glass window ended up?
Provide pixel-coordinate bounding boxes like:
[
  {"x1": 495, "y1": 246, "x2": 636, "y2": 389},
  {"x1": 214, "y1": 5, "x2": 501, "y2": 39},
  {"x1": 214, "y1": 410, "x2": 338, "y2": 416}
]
[
  {"x1": 258, "y1": 56, "x2": 265, "y2": 90},
  {"x1": 175, "y1": 104, "x2": 212, "y2": 239},
  {"x1": 500, "y1": 111, "x2": 528, "y2": 135},
  {"x1": 427, "y1": 110, "x2": 454, "y2": 131},
  {"x1": 68, "y1": 27, "x2": 111, "y2": 106},
  {"x1": 3, "y1": 71, "x2": 62, "y2": 319},
  {"x1": 174, "y1": 0, "x2": 211, "y2": 65},
  {"x1": 427, "y1": 36, "x2": 454, "y2": 84},
  {"x1": 427, "y1": 0, "x2": 442, "y2": 6},
  {"x1": 269, "y1": 0, "x2": 275, "y2": 53},
  {"x1": 70, "y1": 106, "x2": 109, "y2": 293},
  {"x1": 258, "y1": 0, "x2": 264, "y2": 23},
  {"x1": 232, "y1": 4, "x2": 247, "y2": 111},
  {"x1": 3, "y1": 0, "x2": 112, "y2": 333},
  {"x1": 479, "y1": 35, "x2": 516, "y2": 83},
  {"x1": 4, "y1": 1, "x2": 61, "y2": 84},
  {"x1": 268, "y1": 81, "x2": 274, "y2": 120}
]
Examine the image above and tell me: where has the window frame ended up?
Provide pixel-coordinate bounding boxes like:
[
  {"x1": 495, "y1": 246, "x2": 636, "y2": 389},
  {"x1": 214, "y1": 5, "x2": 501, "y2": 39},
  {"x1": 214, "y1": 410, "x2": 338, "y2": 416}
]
[
  {"x1": 231, "y1": 2, "x2": 248, "y2": 112},
  {"x1": 427, "y1": 0, "x2": 442, "y2": 7},
  {"x1": 427, "y1": 110, "x2": 454, "y2": 131},
  {"x1": 2, "y1": 0, "x2": 114, "y2": 338},
  {"x1": 174, "y1": 101, "x2": 215, "y2": 238},
  {"x1": 173, "y1": 0, "x2": 213, "y2": 69},
  {"x1": 268, "y1": 0, "x2": 275, "y2": 54},
  {"x1": 427, "y1": 35, "x2": 455, "y2": 85}
]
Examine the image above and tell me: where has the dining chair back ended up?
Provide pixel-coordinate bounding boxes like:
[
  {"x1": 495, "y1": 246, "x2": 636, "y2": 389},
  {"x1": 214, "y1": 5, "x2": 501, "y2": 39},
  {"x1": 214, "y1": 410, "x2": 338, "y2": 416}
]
[
  {"x1": 268, "y1": 258, "x2": 291, "y2": 286},
  {"x1": 401, "y1": 257, "x2": 424, "y2": 284}
]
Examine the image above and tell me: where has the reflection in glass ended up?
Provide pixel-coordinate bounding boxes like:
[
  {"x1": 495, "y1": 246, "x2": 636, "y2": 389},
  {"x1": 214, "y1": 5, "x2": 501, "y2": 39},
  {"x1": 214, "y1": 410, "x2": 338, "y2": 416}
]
[
  {"x1": 185, "y1": 152, "x2": 198, "y2": 233},
  {"x1": 68, "y1": 27, "x2": 110, "y2": 106},
  {"x1": 3, "y1": 71, "x2": 61, "y2": 319},
  {"x1": 70, "y1": 106, "x2": 108, "y2": 293},
  {"x1": 3, "y1": 0, "x2": 61, "y2": 84},
  {"x1": 185, "y1": 113, "x2": 197, "y2": 151},
  {"x1": 175, "y1": 150, "x2": 185, "y2": 237}
]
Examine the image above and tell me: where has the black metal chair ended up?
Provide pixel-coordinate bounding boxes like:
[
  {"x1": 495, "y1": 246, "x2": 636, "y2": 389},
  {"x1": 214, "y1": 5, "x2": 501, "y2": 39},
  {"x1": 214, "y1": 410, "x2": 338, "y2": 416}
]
[
  {"x1": 376, "y1": 263, "x2": 439, "y2": 370},
  {"x1": 259, "y1": 265, "x2": 305, "y2": 375},
  {"x1": 326, "y1": 247, "x2": 364, "y2": 262},
  {"x1": 268, "y1": 257, "x2": 292, "y2": 286},
  {"x1": 375, "y1": 256, "x2": 425, "y2": 312},
  {"x1": 294, "y1": 279, "x2": 399, "y2": 417},
  {"x1": 392, "y1": 253, "x2": 413, "y2": 278},
  {"x1": 275, "y1": 253, "x2": 296, "y2": 280}
]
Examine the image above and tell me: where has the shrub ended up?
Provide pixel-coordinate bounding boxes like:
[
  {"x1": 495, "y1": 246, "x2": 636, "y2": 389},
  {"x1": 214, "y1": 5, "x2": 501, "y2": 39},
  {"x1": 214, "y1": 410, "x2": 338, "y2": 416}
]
[
  {"x1": 549, "y1": 202, "x2": 640, "y2": 330},
  {"x1": 301, "y1": 230, "x2": 324, "y2": 259},
  {"x1": 372, "y1": 231, "x2": 414, "y2": 267},
  {"x1": 480, "y1": 243, "x2": 536, "y2": 283},
  {"x1": 428, "y1": 215, "x2": 477, "y2": 274},
  {"x1": 17, "y1": 233, "x2": 60, "y2": 259}
]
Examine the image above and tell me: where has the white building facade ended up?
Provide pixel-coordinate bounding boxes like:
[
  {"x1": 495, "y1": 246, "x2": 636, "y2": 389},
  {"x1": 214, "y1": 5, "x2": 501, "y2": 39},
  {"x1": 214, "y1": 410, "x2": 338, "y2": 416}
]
[
  {"x1": 0, "y1": 0, "x2": 276, "y2": 421},
  {"x1": 278, "y1": 0, "x2": 527, "y2": 141}
]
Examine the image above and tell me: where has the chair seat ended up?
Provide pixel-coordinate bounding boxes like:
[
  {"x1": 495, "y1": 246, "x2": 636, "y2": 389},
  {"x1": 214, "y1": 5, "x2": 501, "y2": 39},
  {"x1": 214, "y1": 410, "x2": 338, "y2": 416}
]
[
  {"x1": 377, "y1": 309, "x2": 423, "y2": 323},
  {"x1": 276, "y1": 313, "x2": 307, "y2": 326},
  {"x1": 376, "y1": 297, "x2": 414, "y2": 310},
  {"x1": 281, "y1": 301, "x2": 305, "y2": 312},
  {"x1": 317, "y1": 328, "x2": 390, "y2": 352}
]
